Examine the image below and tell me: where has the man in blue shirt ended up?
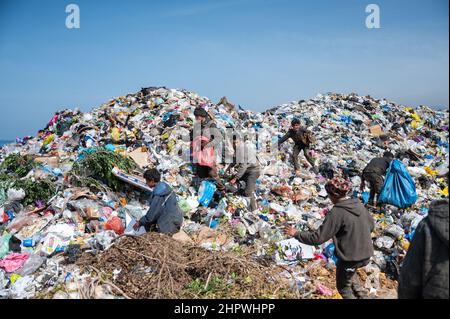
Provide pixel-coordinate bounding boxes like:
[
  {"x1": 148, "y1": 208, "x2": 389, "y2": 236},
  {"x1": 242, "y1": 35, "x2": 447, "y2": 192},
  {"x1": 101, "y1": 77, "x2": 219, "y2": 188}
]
[{"x1": 133, "y1": 169, "x2": 183, "y2": 235}]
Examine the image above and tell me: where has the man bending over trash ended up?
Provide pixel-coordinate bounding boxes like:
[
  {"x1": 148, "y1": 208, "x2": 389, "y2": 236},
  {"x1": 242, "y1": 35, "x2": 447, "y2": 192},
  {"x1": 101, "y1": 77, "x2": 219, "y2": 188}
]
[
  {"x1": 228, "y1": 135, "x2": 261, "y2": 212},
  {"x1": 133, "y1": 168, "x2": 183, "y2": 235},
  {"x1": 285, "y1": 177, "x2": 375, "y2": 299},
  {"x1": 278, "y1": 118, "x2": 318, "y2": 175},
  {"x1": 360, "y1": 151, "x2": 394, "y2": 206}
]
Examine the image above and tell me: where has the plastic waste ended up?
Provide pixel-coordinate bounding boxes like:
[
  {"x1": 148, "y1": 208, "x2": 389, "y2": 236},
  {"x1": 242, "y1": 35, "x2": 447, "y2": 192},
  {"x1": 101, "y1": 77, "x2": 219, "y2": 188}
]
[
  {"x1": 7, "y1": 188, "x2": 26, "y2": 201},
  {"x1": 41, "y1": 234, "x2": 64, "y2": 255},
  {"x1": 198, "y1": 181, "x2": 216, "y2": 207},
  {"x1": 192, "y1": 136, "x2": 215, "y2": 168},
  {"x1": 0, "y1": 234, "x2": 13, "y2": 259},
  {"x1": 0, "y1": 252, "x2": 30, "y2": 272},
  {"x1": 379, "y1": 160, "x2": 418, "y2": 208},
  {"x1": 9, "y1": 275, "x2": 36, "y2": 299},
  {"x1": 105, "y1": 216, "x2": 125, "y2": 235},
  {"x1": 16, "y1": 254, "x2": 45, "y2": 276},
  {"x1": 374, "y1": 236, "x2": 395, "y2": 250}
]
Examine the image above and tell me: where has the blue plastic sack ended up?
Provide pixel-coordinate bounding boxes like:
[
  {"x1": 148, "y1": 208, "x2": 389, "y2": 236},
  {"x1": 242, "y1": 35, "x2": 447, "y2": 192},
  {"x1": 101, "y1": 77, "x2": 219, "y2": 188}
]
[
  {"x1": 198, "y1": 181, "x2": 217, "y2": 207},
  {"x1": 323, "y1": 243, "x2": 338, "y2": 264},
  {"x1": 378, "y1": 160, "x2": 418, "y2": 209},
  {"x1": 361, "y1": 192, "x2": 370, "y2": 204}
]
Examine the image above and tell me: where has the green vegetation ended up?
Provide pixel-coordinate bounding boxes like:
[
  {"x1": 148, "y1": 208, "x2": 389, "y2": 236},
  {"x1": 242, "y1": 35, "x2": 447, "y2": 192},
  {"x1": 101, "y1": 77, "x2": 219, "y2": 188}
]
[
  {"x1": 0, "y1": 153, "x2": 37, "y2": 178},
  {"x1": 185, "y1": 275, "x2": 234, "y2": 297},
  {"x1": 71, "y1": 149, "x2": 138, "y2": 191},
  {"x1": 12, "y1": 178, "x2": 57, "y2": 206}
]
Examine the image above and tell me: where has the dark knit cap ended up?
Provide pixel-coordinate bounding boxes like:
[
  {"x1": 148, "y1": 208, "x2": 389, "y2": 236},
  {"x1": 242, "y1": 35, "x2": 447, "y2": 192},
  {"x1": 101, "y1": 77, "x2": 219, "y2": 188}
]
[
  {"x1": 194, "y1": 107, "x2": 208, "y2": 118},
  {"x1": 325, "y1": 177, "x2": 351, "y2": 198}
]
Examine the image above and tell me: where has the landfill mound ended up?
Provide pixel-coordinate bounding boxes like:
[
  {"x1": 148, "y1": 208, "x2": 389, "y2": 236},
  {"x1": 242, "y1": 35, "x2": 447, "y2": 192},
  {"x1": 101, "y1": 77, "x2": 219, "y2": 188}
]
[{"x1": 0, "y1": 86, "x2": 448, "y2": 299}]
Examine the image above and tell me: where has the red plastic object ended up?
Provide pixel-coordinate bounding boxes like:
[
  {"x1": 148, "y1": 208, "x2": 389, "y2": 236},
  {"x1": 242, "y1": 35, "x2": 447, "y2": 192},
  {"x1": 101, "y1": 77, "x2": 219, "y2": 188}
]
[
  {"x1": 105, "y1": 216, "x2": 125, "y2": 235},
  {"x1": 192, "y1": 136, "x2": 215, "y2": 168}
]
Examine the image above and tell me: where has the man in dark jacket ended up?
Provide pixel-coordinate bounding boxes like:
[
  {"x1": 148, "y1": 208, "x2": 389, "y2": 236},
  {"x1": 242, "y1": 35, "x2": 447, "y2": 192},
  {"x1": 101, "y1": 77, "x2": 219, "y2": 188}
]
[
  {"x1": 191, "y1": 107, "x2": 224, "y2": 191},
  {"x1": 360, "y1": 151, "x2": 394, "y2": 206},
  {"x1": 228, "y1": 137, "x2": 261, "y2": 212},
  {"x1": 278, "y1": 118, "x2": 318, "y2": 175},
  {"x1": 398, "y1": 199, "x2": 449, "y2": 299},
  {"x1": 285, "y1": 177, "x2": 375, "y2": 299},
  {"x1": 133, "y1": 169, "x2": 183, "y2": 235}
]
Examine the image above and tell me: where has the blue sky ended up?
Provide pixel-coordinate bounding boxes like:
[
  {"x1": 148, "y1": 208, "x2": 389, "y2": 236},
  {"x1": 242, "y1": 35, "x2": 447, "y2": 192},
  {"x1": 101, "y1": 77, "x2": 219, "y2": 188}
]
[{"x1": 0, "y1": 0, "x2": 448, "y2": 140}]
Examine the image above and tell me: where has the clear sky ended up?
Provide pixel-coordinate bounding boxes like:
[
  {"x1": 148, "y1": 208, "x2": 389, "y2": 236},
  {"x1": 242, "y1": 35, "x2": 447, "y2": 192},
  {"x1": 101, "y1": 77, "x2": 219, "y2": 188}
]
[{"x1": 0, "y1": 0, "x2": 448, "y2": 140}]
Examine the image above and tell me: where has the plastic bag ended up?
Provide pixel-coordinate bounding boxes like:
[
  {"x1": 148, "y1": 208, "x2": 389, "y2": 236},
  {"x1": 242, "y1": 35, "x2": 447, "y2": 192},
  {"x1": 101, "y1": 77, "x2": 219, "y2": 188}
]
[
  {"x1": 7, "y1": 188, "x2": 26, "y2": 201},
  {"x1": 192, "y1": 136, "x2": 215, "y2": 168},
  {"x1": 6, "y1": 213, "x2": 38, "y2": 233},
  {"x1": 111, "y1": 127, "x2": 121, "y2": 142},
  {"x1": 374, "y1": 236, "x2": 395, "y2": 249},
  {"x1": 105, "y1": 216, "x2": 125, "y2": 235},
  {"x1": 0, "y1": 252, "x2": 29, "y2": 272},
  {"x1": 0, "y1": 234, "x2": 12, "y2": 259},
  {"x1": 0, "y1": 269, "x2": 7, "y2": 289},
  {"x1": 323, "y1": 243, "x2": 337, "y2": 264},
  {"x1": 123, "y1": 203, "x2": 146, "y2": 220},
  {"x1": 9, "y1": 275, "x2": 36, "y2": 299},
  {"x1": 178, "y1": 199, "x2": 193, "y2": 214},
  {"x1": 198, "y1": 181, "x2": 217, "y2": 207},
  {"x1": 361, "y1": 192, "x2": 370, "y2": 204},
  {"x1": 41, "y1": 234, "x2": 64, "y2": 255},
  {"x1": 274, "y1": 238, "x2": 314, "y2": 265},
  {"x1": 385, "y1": 224, "x2": 404, "y2": 238},
  {"x1": 317, "y1": 284, "x2": 333, "y2": 297},
  {"x1": 45, "y1": 223, "x2": 75, "y2": 240},
  {"x1": 378, "y1": 160, "x2": 418, "y2": 209},
  {"x1": 90, "y1": 230, "x2": 117, "y2": 250},
  {"x1": 435, "y1": 163, "x2": 449, "y2": 176}
]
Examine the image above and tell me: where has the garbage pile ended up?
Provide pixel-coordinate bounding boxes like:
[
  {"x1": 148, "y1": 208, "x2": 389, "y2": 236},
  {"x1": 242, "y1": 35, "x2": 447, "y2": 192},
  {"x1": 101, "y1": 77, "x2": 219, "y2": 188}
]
[
  {"x1": 76, "y1": 232, "x2": 298, "y2": 299},
  {"x1": 0, "y1": 87, "x2": 448, "y2": 299}
]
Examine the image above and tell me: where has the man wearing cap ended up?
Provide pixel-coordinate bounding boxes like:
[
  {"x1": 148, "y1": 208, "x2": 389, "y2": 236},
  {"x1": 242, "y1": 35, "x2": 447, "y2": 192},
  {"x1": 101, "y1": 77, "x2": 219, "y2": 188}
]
[
  {"x1": 360, "y1": 151, "x2": 395, "y2": 206},
  {"x1": 191, "y1": 107, "x2": 224, "y2": 190},
  {"x1": 285, "y1": 177, "x2": 375, "y2": 299},
  {"x1": 278, "y1": 118, "x2": 318, "y2": 175}
]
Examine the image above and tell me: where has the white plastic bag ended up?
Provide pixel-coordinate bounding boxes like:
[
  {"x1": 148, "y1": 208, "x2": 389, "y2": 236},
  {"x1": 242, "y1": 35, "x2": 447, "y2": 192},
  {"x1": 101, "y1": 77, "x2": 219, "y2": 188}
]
[
  {"x1": 16, "y1": 253, "x2": 46, "y2": 276},
  {"x1": 41, "y1": 234, "x2": 64, "y2": 255},
  {"x1": 7, "y1": 188, "x2": 26, "y2": 201}
]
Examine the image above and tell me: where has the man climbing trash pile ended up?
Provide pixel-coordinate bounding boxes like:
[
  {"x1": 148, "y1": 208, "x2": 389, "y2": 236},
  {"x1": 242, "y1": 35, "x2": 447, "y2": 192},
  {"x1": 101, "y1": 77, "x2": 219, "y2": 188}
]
[{"x1": 278, "y1": 118, "x2": 318, "y2": 175}]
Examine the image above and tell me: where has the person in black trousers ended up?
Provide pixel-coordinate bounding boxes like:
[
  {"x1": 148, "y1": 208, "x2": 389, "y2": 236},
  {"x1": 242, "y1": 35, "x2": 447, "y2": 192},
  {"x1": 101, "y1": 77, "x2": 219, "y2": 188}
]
[{"x1": 360, "y1": 151, "x2": 394, "y2": 206}]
